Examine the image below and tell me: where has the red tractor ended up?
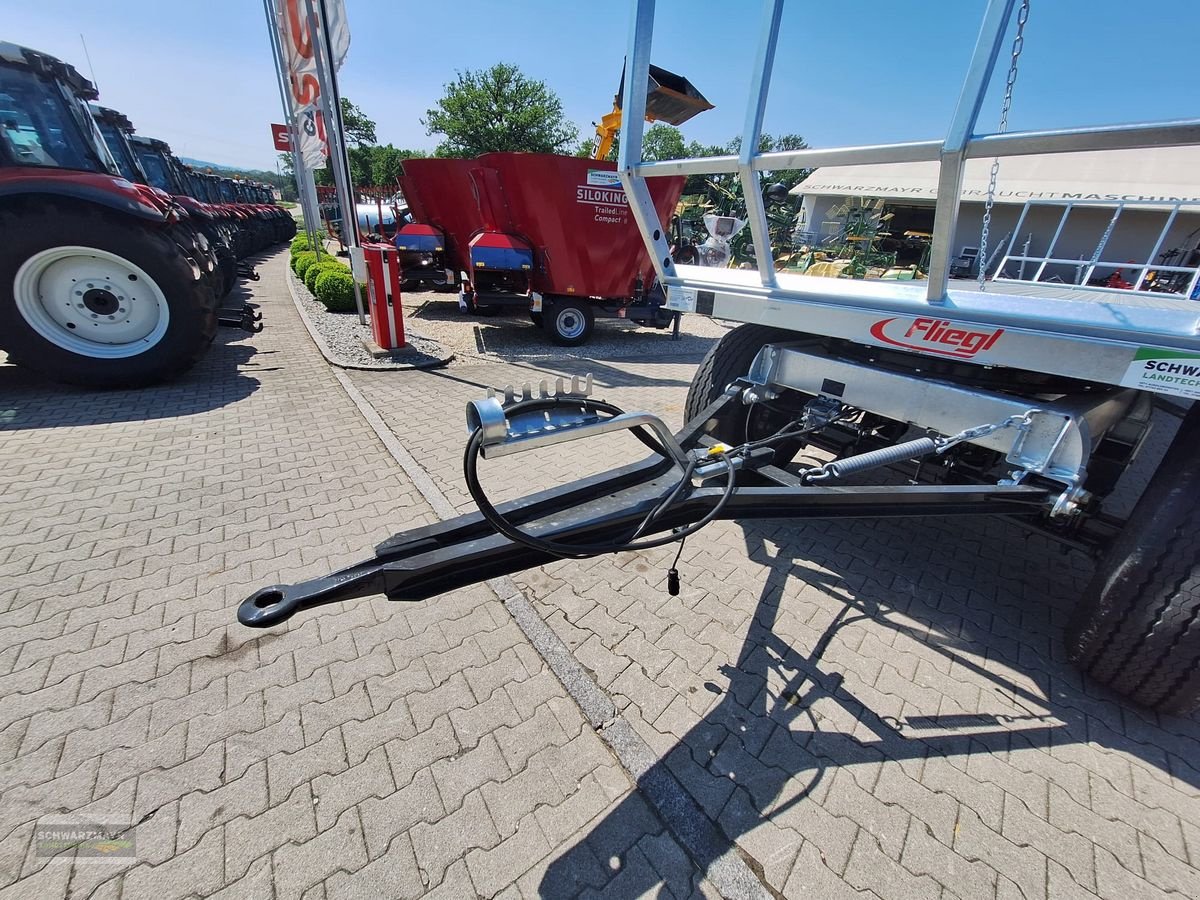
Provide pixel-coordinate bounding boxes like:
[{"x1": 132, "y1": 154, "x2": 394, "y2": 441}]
[
  {"x1": 89, "y1": 103, "x2": 236, "y2": 301},
  {"x1": 0, "y1": 41, "x2": 219, "y2": 388}
]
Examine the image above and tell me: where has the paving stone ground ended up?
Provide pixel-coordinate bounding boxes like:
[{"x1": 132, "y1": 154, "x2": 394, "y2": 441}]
[
  {"x1": 0, "y1": 250, "x2": 706, "y2": 900},
  {"x1": 2, "y1": 248, "x2": 1198, "y2": 899},
  {"x1": 349, "y1": 311, "x2": 1200, "y2": 898}
]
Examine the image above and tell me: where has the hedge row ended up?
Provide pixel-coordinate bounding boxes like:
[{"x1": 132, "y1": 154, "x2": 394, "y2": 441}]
[{"x1": 289, "y1": 243, "x2": 360, "y2": 312}]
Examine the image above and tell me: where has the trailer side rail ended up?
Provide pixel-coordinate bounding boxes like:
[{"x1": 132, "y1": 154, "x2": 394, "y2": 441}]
[{"x1": 615, "y1": 0, "x2": 1200, "y2": 388}]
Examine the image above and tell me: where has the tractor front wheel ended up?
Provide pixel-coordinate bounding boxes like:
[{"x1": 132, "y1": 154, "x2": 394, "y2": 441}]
[{"x1": 0, "y1": 205, "x2": 217, "y2": 388}]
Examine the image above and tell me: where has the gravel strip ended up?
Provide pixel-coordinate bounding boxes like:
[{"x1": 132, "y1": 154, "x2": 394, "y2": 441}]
[{"x1": 289, "y1": 272, "x2": 451, "y2": 369}]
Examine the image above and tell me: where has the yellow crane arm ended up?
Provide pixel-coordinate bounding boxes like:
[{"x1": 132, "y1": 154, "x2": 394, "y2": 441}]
[{"x1": 593, "y1": 104, "x2": 623, "y2": 161}]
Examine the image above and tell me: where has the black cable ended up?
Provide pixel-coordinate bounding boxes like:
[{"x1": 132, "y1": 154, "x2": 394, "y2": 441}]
[
  {"x1": 670, "y1": 536, "x2": 686, "y2": 570},
  {"x1": 463, "y1": 397, "x2": 737, "y2": 560}
]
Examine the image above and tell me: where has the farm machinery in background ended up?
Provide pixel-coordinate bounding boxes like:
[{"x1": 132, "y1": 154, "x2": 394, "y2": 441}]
[
  {"x1": 781, "y1": 198, "x2": 931, "y2": 281},
  {"x1": 672, "y1": 181, "x2": 933, "y2": 281},
  {"x1": 397, "y1": 153, "x2": 685, "y2": 345},
  {"x1": 1, "y1": 41, "x2": 218, "y2": 387},
  {"x1": 591, "y1": 63, "x2": 712, "y2": 161},
  {"x1": 315, "y1": 184, "x2": 407, "y2": 248},
  {"x1": 362, "y1": 62, "x2": 711, "y2": 345},
  {"x1": 0, "y1": 40, "x2": 291, "y2": 387}
]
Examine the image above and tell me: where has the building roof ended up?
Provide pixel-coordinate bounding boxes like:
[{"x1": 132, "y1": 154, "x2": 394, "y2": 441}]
[{"x1": 792, "y1": 145, "x2": 1200, "y2": 205}]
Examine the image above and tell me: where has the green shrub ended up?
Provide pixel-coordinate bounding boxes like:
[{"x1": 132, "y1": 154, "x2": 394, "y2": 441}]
[
  {"x1": 305, "y1": 259, "x2": 348, "y2": 293},
  {"x1": 313, "y1": 270, "x2": 357, "y2": 312},
  {"x1": 290, "y1": 230, "x2": 328, "y2": 256},
  {"x1": 292, "y1": 251, "x2": 318, "y2": 277}
]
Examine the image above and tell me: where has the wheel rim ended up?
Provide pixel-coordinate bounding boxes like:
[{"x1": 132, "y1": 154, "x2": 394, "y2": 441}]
[
  {"x1": 12, "y1": 246, "x2": 170, "y2": 359},
  {"x1": 555, "y1": 307, "x2": 586, "y2": 340}
]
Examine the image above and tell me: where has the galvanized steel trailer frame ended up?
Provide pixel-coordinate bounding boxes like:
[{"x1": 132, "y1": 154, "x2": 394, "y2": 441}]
[
  {"x1": 615, "y1": 0, "x2": 1200, "y2": 386},
  {"x1": 240, "y1": 0, "x2": 1198, "y2": 631}
]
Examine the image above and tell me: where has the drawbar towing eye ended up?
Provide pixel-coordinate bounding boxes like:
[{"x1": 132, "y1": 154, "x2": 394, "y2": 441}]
[{"x1": 238, "y1": 377, "x2": 1050, "y2": 628}]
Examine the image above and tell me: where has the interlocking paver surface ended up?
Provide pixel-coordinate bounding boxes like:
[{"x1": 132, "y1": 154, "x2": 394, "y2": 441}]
[
  {"x1": 0, "y1": 251, "x2": 705, "y2": 900},
  {"x1": 3, "y1": 249, "x2": 1198, "y2": 899},
  {"x1": 349, "y1": 309, "x2": 1200, "y2": 899}
]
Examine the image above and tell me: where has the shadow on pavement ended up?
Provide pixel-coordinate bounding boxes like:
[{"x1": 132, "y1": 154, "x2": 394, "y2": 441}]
[
  {"x1": 540, "y1": 511, "x2": 1200, "y2": 896},
  {"x1": 0, "y1": 330, "x2": 261, "y2": 430}
]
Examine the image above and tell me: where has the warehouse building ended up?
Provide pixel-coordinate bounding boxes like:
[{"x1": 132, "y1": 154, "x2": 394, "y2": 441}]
[{"x1": 790, "y1": 145, "x2": 1200, "y2": 293}]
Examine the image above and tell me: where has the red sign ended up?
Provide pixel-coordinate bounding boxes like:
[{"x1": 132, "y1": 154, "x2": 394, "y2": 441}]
[
  {"x1": 869, "y1": 316, "x2": 1004, "y2": 358},
  {"x1": 271, "y1": 124, "x2": 291, "y2": 152}
]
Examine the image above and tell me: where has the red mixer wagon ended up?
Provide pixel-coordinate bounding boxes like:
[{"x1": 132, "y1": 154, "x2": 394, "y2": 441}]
[{"x1": 396, "y1": 153, "x2": 685, "y2": 345}]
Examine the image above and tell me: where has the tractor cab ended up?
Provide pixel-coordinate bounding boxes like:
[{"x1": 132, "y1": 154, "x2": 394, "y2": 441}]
[
  {"x1": 89, "y1": 104, "x2": 147, "y2": 185},
  {"x1": 0, "y1": 42, "x2": 227, "y2": 388},
  {"x1": 0, "y1": 42, "x2": 121, "y2": 177},
  {"x1": 128, "y1": 134, "x2": 185, "y2": 195}
]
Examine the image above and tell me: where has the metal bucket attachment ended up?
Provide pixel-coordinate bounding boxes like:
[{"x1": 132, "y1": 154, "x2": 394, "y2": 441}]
[{"x1": 616, "y1": 63, "x2": 713, "y2": 126}]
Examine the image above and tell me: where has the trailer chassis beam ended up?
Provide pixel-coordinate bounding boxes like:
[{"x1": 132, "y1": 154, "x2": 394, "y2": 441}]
[{"x1": 238, "y1": 390, "x2": 1049, "y2": 628}]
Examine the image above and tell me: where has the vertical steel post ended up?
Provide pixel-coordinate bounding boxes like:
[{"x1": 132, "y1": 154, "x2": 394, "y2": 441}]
[
  {"x1": 1032, "y1": 203, "x2": 1073, "y2": 281},
  {"x1": 303, "y1": 0, "x2": 366, "y2": 322},
  {"x1": 1133, "y1": 203, "x2": 1180, "y2": 291},
  {"x1": 617, "y1": 0, "x2": 678, "y2": 289},
  {"x1": 738, "y1": 0, "x2": 785, "y2": 288},
  {"x1": 1082, "y1": 205, "x2": 1123, "y2": 286},
  {"x1": 926, "y1": 0, "x2": 1018, "y2": 301}
]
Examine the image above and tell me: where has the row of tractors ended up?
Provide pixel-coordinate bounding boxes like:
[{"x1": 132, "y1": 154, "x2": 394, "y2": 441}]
[{"x1": 0, "y1": 41, "x2": 295, "y2": 388}]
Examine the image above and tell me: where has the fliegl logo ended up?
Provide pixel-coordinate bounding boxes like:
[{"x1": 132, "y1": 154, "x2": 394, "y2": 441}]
[{"x1": 869, "y1": 316, "x2": 1004, "y2": 358}]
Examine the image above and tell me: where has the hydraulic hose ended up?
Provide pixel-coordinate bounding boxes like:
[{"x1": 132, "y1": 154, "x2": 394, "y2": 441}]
[{"x1": 463, "y1": 397, "x2": 737, "y2": 560}]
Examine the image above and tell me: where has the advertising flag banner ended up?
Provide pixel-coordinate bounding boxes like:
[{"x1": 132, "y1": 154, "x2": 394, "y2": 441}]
[{"x1": 273, "y1": 0, "x2": 350, "y2": 169}]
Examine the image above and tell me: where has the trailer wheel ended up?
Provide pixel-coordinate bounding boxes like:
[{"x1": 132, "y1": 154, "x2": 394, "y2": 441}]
[
  {"x1": 1065, "y1": 403, "x2": 1200, "y2": 715},
  {"x1": 545, "y1": 298, "x2": 593, "y2": 346},
  {"x1": 0, "y1": 206, "x2": 217, "y2": 389},
  {"x1": 684, "y1": 322, "x2": 809, "y2": 463}
]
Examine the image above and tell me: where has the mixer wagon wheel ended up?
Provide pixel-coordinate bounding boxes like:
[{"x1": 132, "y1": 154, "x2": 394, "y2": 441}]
[
  {"x1": 544, "y1": 297, "x2": 594, "y2": 346},
  {"x1": 1065, "y1": 403, "x2": 1200, "y2": 715}
]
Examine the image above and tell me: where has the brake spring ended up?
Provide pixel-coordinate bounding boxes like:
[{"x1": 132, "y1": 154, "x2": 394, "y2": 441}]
[{"x1": 804, "y1": 437, "x2": 939, "y2": 482}]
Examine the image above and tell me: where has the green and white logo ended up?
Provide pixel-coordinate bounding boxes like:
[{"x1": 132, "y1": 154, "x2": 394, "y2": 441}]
[{"x1": 1120, "y1": 347, "x2": 1200, "y2": 399}]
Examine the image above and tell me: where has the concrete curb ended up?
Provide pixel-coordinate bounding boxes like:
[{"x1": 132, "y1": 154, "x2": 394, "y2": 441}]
[
  {"x1": 319, "y1": 319, "x2": 772, "y2": 899},
  {"x1": 285, "y1": 268, "x2": 454, "y2": 372}
]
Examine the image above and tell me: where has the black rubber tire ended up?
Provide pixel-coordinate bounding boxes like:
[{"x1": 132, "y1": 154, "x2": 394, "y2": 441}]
[
  {"x1": 544, "y1": 298, "x2": 594, "y2": 346},
  {"x1": 529, "y1": 311, "x2": 544, "y2": 328},
  {"x1": 683, "y1": 322, "x2": 810, "y2": 470},
  {"x1": 0, "y1": 204, "x2": 218, "y2": 389},
  {"x1": 1065, "y1": 403, "x2": 1200, "y2": 715}
]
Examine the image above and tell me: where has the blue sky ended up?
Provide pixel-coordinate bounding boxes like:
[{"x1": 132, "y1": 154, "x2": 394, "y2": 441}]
[{"x1": 6, "y1": 0, "x2": 1195, "y2": 172}]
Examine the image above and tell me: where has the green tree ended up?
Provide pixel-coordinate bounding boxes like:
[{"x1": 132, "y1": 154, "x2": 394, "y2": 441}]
[
  {"x1": 370, "y1": 145, "x2": 423, "y2": 185},
  {"x1": 423, "y1": 63, "x2": 578, "y2": 157},
  {"x1": 338, "y1": 97, "x2": 377, "y2": 146},
  {"x1": 642, "y1": 123, "x2": 688, "y2": 161},
  {"x1": 573, "y1": 122, "x2": 687, "y2": 163}
]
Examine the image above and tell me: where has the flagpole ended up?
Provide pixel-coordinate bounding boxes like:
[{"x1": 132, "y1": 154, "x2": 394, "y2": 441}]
[
  {"x1": 303, "y1": 0, "x2": 366, "y2": 323},
  {"x1": 261, "y1": 0, "x2": 319, "y2": 256}
]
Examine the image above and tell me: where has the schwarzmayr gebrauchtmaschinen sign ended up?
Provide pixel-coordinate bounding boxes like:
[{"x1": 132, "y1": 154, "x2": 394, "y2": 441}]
[
  {"x1": 35, "y1": 822, "x2": 136, "y2": 862},
  {"x1": 1120, "y1": 347, "x2": 1200, "y2": 400}
]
